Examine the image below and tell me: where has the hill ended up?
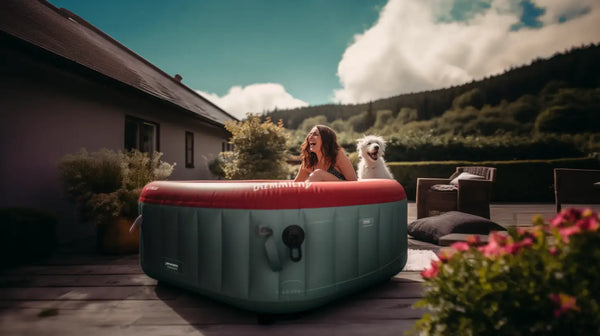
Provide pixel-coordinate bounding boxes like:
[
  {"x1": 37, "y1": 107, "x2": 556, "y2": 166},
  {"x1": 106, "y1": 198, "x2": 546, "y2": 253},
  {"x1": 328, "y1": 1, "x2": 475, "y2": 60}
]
[{"x1": 265, "y1": 44, "x2": 600, "y2": 130}]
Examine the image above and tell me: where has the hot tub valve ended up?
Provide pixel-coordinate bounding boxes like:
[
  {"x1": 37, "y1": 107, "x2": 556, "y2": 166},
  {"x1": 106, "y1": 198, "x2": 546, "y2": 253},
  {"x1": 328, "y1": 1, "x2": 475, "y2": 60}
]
[{"x1": 282, "y1": 225, "x2": 305, "y2": 262}]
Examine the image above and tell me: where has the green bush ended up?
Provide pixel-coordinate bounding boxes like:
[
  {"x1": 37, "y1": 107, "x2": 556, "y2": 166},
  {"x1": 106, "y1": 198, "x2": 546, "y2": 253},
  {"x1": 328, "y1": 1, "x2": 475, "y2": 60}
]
[
  {"x1": 331, "y1": 118, "x2": 352, "y2": 133},
  {"x1": 535, "y1": 105, "x2": 592, "y2": 134},
  {"x1": 0, "y1": 208, "x2": 58, "y2": 269},
  {"x1": 348, "y1": 111, "x2": 369, "y2": 132},
  {"x1": 396, "y1": 107, "x2": 419, "y2": 124},
  {"x1": 58, "y1": 149, "x2": 175, "y2": 224},
  {"x1": 452, "y1": 88, "x2": 486, "y2": 109},
  {"x1": 389, "y1": 157, "x2": 600, "y2": 202},
  {"x1": 371, "y1": 110, "x2": 394, "y2": 130},
  {"x1": 219, "y1": 115, "x2": 290, "y2": 180},
  {"x1": 58, "y1": 149, "x2": 122, "y2": 205},
  {"x1": 208, "y1": 156, "x2": 225, "y2": 179},
  {"x1": 463, "y1": 117, "x2": 521, "y2": 136},
  {"x1": 383, "y1": 134, "x2": 585, "y2": 162},
  {"x1": 412, "y1": 208, "x2": 600, "y2": 335},
  {"x1": 507, "y1": 94, "x2": 540, "y2": 122}
]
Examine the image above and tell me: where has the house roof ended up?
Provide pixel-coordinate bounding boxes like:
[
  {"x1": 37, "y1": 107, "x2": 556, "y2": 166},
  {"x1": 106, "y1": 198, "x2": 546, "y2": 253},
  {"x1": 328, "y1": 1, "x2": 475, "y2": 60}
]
[{"x1": 0, "y1": 0, "x2": 237, "y2": 126}]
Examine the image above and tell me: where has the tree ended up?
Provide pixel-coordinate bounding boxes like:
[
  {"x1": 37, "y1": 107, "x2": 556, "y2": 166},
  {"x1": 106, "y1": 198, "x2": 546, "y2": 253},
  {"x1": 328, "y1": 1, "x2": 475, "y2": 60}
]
[
  {"x1": 535, "y1": 105, "x2": 589, "y2": 134},
  {"x1": 452, "y1": 88, "x2": 486, "y2": 109},
  {"x1": 220, "y1": 115, "x2": 289, "y2": 179}
]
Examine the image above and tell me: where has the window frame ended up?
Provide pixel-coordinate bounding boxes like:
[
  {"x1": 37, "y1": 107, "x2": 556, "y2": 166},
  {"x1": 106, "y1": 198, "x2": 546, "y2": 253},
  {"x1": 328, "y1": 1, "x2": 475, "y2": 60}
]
[
  {"x1": 222, "y1": 141, "x2": 233, "y2": 152},
  {"x1": 124, "y1": 116, "x2": 160, "y2": 153},
  {"x1": 185, "y1": 131, "x2": 194, "y2": 168}
]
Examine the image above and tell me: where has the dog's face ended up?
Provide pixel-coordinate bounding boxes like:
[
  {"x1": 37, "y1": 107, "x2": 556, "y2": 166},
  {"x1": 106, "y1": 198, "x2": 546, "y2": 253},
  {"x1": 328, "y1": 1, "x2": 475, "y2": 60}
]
[{"x1": 357, "y1": 135, "x2": 386, "y2": 162}]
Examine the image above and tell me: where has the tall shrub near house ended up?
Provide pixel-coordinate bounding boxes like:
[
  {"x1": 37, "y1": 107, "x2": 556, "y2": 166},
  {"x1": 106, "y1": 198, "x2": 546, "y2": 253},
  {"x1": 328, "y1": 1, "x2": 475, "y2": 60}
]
[
  {"x1": 218, "y1": 115, "x2": 289, "y2": 179},
  {"x1": 411, "y1": 208, "x2": 600, "y2": 335},
  {"x1": 58, "y1": 149, "x2": 175, "y2": 252},
  {"x1": 59, "y1": 149, "x2": 175, "y2": 223}
]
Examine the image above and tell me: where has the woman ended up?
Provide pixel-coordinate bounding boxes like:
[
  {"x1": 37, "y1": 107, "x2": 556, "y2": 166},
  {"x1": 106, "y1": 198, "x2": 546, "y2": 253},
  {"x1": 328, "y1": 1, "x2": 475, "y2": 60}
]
[{"x1": 294, "y1": 125, "x2": 357, "y2": 182}]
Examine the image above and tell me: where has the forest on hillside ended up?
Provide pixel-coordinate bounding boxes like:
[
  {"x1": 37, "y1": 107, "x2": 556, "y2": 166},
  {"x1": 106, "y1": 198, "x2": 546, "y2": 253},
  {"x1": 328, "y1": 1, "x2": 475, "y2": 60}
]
[{"x1": 264, "y1": 44, "x2": 600, "y2": 161}]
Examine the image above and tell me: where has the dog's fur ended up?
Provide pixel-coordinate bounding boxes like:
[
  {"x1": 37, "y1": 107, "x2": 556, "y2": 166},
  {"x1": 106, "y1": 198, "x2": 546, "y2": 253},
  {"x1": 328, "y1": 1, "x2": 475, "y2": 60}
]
[{"x1": 356, "y1": 135, "x2": 394, "y2": 179}]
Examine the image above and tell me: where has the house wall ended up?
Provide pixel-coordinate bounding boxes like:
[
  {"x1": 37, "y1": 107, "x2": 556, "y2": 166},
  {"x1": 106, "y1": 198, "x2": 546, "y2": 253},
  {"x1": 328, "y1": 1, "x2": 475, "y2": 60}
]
[{"x1": 0, "y1": 44, "x2": 231, "y2": 243}]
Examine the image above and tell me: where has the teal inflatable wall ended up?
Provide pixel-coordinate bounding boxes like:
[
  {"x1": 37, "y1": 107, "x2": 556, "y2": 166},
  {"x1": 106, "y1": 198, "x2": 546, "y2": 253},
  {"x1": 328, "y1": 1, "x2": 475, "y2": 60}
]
[{"x1": 138, "y1": 180, "x2": 407, "y2": 313}]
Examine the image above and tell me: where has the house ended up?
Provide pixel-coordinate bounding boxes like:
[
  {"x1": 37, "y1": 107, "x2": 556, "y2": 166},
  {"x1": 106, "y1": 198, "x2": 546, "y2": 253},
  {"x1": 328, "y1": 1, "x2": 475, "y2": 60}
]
[{"x1": 0, "y1": 0, "x2": 238, "y2": 243}]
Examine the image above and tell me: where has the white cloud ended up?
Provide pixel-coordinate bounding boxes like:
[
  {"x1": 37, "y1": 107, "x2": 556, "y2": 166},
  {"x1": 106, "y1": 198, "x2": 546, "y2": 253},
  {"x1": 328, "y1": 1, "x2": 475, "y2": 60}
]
[
  {"x1": 537, "y1": 0, "x2": 598, "y2": 24},
  {"x1": 334, "y1": 0, "x2": 600, "y2": 104},
  {"x1": 197, "y1": 83, "x2": 308, "y2": 120}
]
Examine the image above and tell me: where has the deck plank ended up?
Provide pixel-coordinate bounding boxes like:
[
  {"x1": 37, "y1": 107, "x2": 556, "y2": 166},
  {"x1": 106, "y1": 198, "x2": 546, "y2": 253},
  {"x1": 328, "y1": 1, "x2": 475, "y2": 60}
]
[
  {"x1": 0, "y1": 285, "x2": 178, "y2": 301},
  {"x1": 4, "y1": 264, "x2": 144, "y2": 276},
  {"x1": 0, "y1": 274, "x2": 157, "y2": 287}
]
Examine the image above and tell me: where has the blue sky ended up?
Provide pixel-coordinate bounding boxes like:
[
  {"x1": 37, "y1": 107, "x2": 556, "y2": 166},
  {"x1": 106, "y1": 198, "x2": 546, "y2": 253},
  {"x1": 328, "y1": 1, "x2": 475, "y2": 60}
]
[{"x1": 48, "y1": 0, "x2": 600, "y2": 119}]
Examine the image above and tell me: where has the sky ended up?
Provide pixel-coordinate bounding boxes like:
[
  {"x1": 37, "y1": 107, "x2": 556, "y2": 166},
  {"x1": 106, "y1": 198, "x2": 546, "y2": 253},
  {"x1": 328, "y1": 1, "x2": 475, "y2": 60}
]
[{"x1": 48, "y1": 0, "x2": 600, "y2": 120}]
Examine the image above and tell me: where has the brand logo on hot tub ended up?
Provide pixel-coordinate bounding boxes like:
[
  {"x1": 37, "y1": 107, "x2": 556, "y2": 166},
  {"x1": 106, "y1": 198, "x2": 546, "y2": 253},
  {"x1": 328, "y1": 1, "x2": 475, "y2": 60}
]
[
  {"x1": 253, "y1": 182, "x2": 312, "y2": 192},
  {"x1": 281, "y1": 280, "x2": 304, "y2": 295},
  {"x1": 163, "y1": 259, "x2": 182, "y2": 273},
  {"x1": 361, "y1": 217, "x2": 375, "y2": 227}
]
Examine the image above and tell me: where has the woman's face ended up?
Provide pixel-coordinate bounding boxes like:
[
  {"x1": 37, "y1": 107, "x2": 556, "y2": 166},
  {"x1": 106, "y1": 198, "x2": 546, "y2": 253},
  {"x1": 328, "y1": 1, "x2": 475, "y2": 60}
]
[{"x1": 307, "y1": 127, "x2": 322, "y2": 153}]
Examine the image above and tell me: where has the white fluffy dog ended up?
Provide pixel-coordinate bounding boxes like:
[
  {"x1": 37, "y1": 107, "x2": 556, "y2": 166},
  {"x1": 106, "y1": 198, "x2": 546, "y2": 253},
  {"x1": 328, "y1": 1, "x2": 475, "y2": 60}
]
[{"x1": 356, "y1": 135, "x2": 394, "y2": 179}]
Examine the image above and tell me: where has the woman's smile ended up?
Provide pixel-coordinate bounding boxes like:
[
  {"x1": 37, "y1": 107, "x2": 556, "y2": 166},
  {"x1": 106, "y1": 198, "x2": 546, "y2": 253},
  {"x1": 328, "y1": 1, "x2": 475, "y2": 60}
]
[{"x1": 308, "y1": 129, "x2": 321, "y2": 152}]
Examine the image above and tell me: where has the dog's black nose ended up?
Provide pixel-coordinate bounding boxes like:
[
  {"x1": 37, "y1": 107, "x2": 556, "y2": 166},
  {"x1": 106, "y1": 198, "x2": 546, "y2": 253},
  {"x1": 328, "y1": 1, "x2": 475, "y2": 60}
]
[{"x1": 374, "y1": 145, "x2": 379, "y2": 150}]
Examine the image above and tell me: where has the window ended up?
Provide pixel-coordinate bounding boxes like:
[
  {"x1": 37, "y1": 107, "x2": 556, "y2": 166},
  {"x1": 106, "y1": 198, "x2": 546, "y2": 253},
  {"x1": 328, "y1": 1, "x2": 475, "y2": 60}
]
[
  {"x1": 125, "y1": 116, "x2": 159, "y2": 153},
  {"x1": 185, "y1": 131, "x2": 194, "y2": 168},
  {"x1": 222, "y1": 141, "x2": 233, "y2": 152}
]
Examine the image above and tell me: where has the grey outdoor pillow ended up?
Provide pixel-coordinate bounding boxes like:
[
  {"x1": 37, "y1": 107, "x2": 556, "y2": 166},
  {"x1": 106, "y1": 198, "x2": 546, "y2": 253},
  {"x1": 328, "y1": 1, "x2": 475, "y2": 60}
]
[{"x1": 407, "y1": 211, "x2": 506, "y2": 245}]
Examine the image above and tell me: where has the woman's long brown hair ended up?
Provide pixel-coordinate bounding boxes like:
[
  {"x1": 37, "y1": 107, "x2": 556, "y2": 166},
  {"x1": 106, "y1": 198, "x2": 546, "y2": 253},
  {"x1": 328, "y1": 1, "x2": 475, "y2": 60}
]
[{"x1": 300, "y1": 125, "x2": 340, "y2": 169}]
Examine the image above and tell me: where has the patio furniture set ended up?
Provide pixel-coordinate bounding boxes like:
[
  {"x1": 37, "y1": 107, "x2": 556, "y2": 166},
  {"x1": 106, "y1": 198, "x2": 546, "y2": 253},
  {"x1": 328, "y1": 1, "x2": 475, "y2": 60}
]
[{"x1": 412, "y1": 166, "x2": 600, "y2": 246}]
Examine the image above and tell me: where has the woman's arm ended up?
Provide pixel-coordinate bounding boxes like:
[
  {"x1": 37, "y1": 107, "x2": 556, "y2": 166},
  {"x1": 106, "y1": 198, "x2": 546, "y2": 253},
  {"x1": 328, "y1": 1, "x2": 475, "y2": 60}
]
[
  {"x1": 336, "y1": 149, "x2": 357, "y2": 181},
  {"x1": 294, "y1": 165, "x2": 310, "y2": 182}
]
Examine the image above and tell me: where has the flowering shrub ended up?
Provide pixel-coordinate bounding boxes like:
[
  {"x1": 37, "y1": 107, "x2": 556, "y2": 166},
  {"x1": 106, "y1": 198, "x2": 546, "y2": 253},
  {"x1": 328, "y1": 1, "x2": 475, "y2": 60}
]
[{"x1": 412, "y1": 208, "x2": 600, "y2": 336}]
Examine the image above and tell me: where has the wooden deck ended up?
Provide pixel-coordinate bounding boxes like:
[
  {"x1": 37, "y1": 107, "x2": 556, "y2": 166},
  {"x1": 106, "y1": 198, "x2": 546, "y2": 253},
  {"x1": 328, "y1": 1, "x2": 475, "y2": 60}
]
[{"x1": 0, "y1": 203, "x2": 594, "y2": 336}]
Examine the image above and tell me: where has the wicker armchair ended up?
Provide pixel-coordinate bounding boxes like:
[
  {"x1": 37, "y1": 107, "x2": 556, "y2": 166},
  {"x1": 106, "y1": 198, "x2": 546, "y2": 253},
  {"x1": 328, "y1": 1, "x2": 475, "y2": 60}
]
[
  {"x1": 416, "y1": 166, "x2": 497, "y2": 219},
  {"x1": 554, "y1": 168, "x2": 600, "y2": 212}
]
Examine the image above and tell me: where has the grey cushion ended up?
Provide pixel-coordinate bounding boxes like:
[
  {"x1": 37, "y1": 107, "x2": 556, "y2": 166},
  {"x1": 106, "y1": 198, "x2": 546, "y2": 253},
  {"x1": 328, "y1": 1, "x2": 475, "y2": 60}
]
[{"x1": 407, "y1": 211, "x2": 506, "y2": 245}]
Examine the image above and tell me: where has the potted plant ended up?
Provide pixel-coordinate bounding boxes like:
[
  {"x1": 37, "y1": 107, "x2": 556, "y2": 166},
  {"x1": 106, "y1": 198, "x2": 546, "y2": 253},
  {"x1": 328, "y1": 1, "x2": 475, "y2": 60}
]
[
  {"x1": 58, "y1": 149, "x2": 175, "y2": 253},
  {"x1": 411, "y1": 208, "x2": 600, "y2": 335}
]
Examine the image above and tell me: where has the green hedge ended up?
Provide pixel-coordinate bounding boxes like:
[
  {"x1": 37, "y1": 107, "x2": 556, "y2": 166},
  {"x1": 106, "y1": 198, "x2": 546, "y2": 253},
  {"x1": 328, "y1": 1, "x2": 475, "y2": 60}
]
[
  {"x1": 383, "y1": 135, "x2": 587, "y2": 162},
  {"x1": 389, "y1": 156, "x2": 600, "y2": 202},
  {"x1": 0, "y1": 208, "x2": 58, "y2": 270}
]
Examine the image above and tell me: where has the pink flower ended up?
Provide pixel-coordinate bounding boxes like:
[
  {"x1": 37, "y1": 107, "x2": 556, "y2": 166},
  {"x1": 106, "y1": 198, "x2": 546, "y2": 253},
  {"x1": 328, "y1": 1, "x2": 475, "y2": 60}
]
[
  {"x1": 450, "y1": 241, "x2": 470, "y2": 251},
  {"x1": 548, "y1": 208, "x2": 600, "y2": 241},
  {"x1": 437, "y1": 249, "x2": 455, "y2": 263},
  {"x1": 478, "y1": 232, "x2": 510, "y2": 258},
  {"x1": 421, "y1": 260, "x2": 441, "y2": 279},
  {"x1": 558, "y1": 225, "x2": 582, "y2": 243},
  {"x1": 503, "y1": 237, "x2": 533, "y2": 255},
  {"x1": 516, "y1": 227, "x2": 540, "y2": 242},
  {"x1": 518, "y1": 237, "x2": 533, "y2": 249},
  {"x1": 465, "y1": 234, "x2": 482, "y2": 246},
  {"x1": 549, "y1": 293, "x2": 581, "y2": 317},
  {"x1": 551, "y1": 208, "x2": 582, "y2": 228},
  {"x1": 549, "y1": 246, "x2": 560, "y2": 256},
  {"x1": 576, "y1": 216, "x2": 600, "y2": 232}
]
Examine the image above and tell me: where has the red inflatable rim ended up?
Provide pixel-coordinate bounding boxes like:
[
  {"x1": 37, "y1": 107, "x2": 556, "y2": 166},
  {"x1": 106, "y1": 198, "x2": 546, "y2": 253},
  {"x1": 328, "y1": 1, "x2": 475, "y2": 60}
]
[{"x1": 139, "y1": 179, "x2": 406, "y2": 210}]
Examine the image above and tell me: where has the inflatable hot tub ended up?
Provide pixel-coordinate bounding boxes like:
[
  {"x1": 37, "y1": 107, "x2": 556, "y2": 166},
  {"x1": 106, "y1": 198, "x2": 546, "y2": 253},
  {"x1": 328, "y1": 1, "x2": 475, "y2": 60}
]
[{"x1": 138, "y1": 179, "x2": 407, "y2": 313}]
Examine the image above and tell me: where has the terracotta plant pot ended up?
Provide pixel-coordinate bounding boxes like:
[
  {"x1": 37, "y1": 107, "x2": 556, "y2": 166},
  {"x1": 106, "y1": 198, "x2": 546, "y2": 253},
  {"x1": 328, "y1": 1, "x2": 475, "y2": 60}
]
[{"x1": 97, "y1": 217, "x2": 140, "y2": 254}]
